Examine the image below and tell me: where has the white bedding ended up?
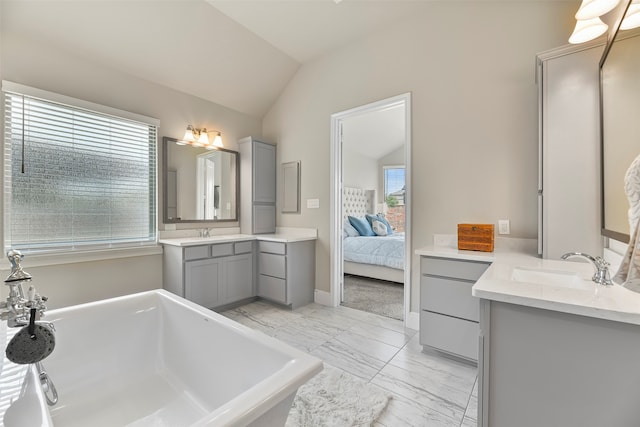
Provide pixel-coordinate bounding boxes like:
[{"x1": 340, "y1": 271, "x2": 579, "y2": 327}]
[{"x1": 343, "y1": 233, "x2": 404, "y2": 270}]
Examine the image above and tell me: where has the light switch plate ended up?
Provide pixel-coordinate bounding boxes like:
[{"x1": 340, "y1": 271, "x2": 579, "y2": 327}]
[
  {"x1": 498, "y1": 219, "x2": 510, "y2": 235},
  {"x1": 307, "y1": 198, "x2": 320, "y2": 209}
]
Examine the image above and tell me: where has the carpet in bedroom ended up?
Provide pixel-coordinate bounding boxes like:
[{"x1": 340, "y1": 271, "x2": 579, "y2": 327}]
[{"x1": 341, "y1": 275, "x2": 403, "y2": 320}]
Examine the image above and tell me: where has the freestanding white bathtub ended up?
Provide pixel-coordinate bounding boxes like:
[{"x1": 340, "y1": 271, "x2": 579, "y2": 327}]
[{"x1": 1, "y1": 289, "x2": 322, "y2": 427}]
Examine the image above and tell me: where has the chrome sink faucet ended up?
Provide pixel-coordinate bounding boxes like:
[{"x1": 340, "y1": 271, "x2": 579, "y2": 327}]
[
  {"x1": 561, "y1": 252, "x2": 613, "y2": 286},
  {"x1": 0, "y1": 250, "x2": 48, "y2": 327},
  {"x1": 199, "y1": 228, "x2": 212, "y2": 238}
]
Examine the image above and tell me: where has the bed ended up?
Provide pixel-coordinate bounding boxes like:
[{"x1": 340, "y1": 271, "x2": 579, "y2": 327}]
[{"x1": 342, "y1": 187, "x2": 405, "y2": 283}]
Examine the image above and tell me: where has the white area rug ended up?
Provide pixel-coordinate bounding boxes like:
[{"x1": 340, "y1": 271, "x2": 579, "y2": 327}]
[{"x1": 286, "y1": 365, "x2": 391, "y2": 427}]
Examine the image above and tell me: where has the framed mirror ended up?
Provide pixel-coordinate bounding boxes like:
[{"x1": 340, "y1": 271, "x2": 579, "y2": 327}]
[
  {"x1": 282, "y1": 161, "x2": 300, "y2": 213},
  {"x1": 600, "y1": 5, "x2": 640, "y2": 243},
  {"x1": 162, "y1": 136, "x2": 239, "y2": 223}
]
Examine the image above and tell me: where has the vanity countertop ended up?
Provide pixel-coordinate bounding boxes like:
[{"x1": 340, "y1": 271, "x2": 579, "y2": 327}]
[
  {"x1": 416, "y1": 240, "x2": 640, "y2": 326},
  {"x1": 159, "y1": 228, "x2": 317, "y2": 247}
]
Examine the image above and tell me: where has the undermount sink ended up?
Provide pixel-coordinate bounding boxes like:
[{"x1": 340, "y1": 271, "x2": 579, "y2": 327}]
[{"x1": 511, "y1": 266, "x2": 589, "y2": 289}]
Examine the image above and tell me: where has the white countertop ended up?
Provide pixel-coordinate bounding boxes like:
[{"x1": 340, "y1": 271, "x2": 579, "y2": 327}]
[
  {"x1": 159, "y1": 228, "x2": 317, "y2": 247},
  {"x1": 416, "y1": 238, "x2": 640, "y2": 326}
]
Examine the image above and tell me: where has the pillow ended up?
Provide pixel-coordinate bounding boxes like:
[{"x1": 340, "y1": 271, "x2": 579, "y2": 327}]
[
  {"x1": 370, "y1": 219, "x2": 389, "y2": 236},
  {"x1": 366, "y1": 214, "x2": 393, "y2": 235},
  {"x1": 348, "y1": 215, "x2": 375, "y2": 236},
  {"x1": 343, "y1": 221, "x2": 360, "y2": 238}
]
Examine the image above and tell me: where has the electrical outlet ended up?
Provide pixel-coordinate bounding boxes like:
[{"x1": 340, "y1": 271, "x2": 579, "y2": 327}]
[{"x1": 498, "y1": 219, "x2": 510, "y2": 235}]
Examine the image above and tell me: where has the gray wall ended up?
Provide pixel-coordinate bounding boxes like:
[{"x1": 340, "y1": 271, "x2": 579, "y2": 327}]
[
  {"x1": 263, "y1": 1, "x2": 580, "y2": 311},
  {"x1": 0, "y1": 30, "x2": 262, "y2": 308},
  {"x1": 343, "y1": 148, "x2": 378, "y2": 193}
]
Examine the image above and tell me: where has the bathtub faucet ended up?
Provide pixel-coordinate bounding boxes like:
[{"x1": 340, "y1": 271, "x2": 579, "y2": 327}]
[{"x1": 0, "y1": 250, "x2": 48, "y2": 327}]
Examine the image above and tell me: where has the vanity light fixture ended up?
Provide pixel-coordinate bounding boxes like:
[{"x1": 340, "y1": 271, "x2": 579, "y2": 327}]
[
  {"x1": 575, "y1": 0, "x2": 621, "y2": 20},
  {"x1": 620, "y1": 0, "x2": 640, "y2": 29},
  {"x1": 179, "y1": 125, "x2": 224, "y2": 149},
  {"x1": 569, "y1": 0, "x2": 622, "y2": 43},
  {"x1": 569, "y1": 16, "x2": 609, "y2": 43}
]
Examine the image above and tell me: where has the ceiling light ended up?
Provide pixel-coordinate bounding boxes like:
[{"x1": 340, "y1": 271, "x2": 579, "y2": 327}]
[
  {"x1": 620, "y1": 1, "x2": 640, "y2": 29},
  {"x1": 575, "y1": 0, "x2": 621, "y2": 20},
  {"x1": 569, "y1": 17, "x2": 609, "y2": 44}
]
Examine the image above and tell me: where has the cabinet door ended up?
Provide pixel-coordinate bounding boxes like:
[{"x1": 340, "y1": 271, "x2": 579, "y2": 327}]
[
  {"x1": 253, "y1": 205, "x2": 276, "y2": 234},
  {"x1": 222, "y1": 254, "x2": 254, "y2": 304},
  {"x1": 185, "y1": 259, "x2": 222, "y2": 308},
  {"x1": 253, "y1": 142, "x2": 276, "y2": 203}
]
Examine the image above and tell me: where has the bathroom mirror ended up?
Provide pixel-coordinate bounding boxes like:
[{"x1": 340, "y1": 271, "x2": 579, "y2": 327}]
[
  {"x1": 282, "y1": 161, "x2": 300, "y2": 213},
  {"x1": 600, "y1": 5, "x2": 640, "y2": 243},
  {"x1": 162, "y1": 136, "x2": 239, "y2": 223}
]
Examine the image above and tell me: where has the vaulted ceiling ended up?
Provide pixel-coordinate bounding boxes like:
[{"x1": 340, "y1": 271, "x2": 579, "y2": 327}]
[{"x1": 1, "y1": 0, "x2": 574, "y2": 118}]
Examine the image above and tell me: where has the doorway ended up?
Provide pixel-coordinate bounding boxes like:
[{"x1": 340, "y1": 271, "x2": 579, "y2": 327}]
[{"x1": 330, "y1": 93, "x2": 412, "y2": 324}]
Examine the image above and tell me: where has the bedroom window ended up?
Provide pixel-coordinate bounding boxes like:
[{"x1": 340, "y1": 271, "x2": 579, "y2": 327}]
[
  {"x1": 2, "y1": 82, "x2": 158, "y2": 255},
  {"x1": 383, "y1": 166, "x2": 405, "y2": 206},
  {"x1": 383, "y1": 166, "x2": 405, "y2": 232}
]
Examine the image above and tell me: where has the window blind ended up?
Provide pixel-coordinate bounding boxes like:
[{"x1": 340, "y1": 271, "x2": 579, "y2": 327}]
[{"x1": 3, "y1": 89, "x2": 157, "y2": 254}]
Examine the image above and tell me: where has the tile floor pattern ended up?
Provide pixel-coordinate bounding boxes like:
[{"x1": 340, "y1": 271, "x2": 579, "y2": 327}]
[{"x1": 221, "y1": 301, "x2": 478, "y2": 426}]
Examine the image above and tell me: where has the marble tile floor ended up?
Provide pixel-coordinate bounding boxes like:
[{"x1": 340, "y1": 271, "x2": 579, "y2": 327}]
[{"x1": 221, "y1": 300, "x2": 478, "y2": 426}]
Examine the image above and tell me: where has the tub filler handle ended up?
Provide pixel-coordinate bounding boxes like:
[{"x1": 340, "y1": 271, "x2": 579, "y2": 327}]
[{"x1": 36, "y1": 362, "x2": 58, "y2": 406}]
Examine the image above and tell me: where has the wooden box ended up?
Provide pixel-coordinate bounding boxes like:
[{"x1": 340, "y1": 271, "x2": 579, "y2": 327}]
[{"x1": 457, "y1": 224, "x2": 494, "y2": 252}]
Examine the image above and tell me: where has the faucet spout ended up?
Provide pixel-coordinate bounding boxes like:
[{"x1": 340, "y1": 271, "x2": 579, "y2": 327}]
[
  {"x1": 561, "y1": 252, "x2": 613, "y2": 286},
  {"x1": 1, "y1": 250, "x2": 48, "y2": 327}
]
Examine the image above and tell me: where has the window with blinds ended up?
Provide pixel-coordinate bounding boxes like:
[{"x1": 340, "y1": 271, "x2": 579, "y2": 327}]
[{"x1": 3, "y1": 88, "x2": 157, "y2": 254}]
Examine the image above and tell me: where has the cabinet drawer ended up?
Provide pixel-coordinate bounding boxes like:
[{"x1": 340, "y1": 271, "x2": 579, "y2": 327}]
[
  {"x1": 259, "y1": 241, "x2": 286, "y2": 255},
  {"x1": 234, "y1": 241, "x2": 253, "y2": 255},
  {"x1": 184, "y1": 245, "x2": 209, "y2": 261},
  {"x1": 259, "y1": 253, "x2": 286, "y2": 279},
  {"x1": 421, "y1": 256, "x2": 490, "y2": 281},
  {"x1": 421, "y1": 276, "x2": 479, "y2": 321},
  {"x1": 420, "y1": 311, "x2": 478, "y2": 361},
  {"x1": 258, "y1": 274, "x2": 286, "y2": 303},
  {"x1": 211, "y1": 243, "x2": 234, "y2": 257}
]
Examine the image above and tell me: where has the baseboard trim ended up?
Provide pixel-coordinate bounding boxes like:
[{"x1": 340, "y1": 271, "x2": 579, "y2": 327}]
[
  {"x1": 314, "y1": 289, "x2": 334, "y2": 307},
  {"x1": 406, "y1": 311, "x2": 420, "y2": 331}
]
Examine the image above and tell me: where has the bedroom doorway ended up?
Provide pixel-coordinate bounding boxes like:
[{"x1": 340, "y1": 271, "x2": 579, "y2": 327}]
[{"x1": 329, "y1": 93, "x2": 411, "y2": 324}]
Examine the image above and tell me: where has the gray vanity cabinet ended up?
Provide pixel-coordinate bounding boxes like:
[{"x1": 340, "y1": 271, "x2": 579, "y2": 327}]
[
  {"x1": 184, "y1": 257, "x2": 223, "y2": 308},
  {"x1": 419, "y1": 255, "x2": 490, "y2": 362},
  {"x1": 257, "y1": 240, "x2": 315, "y2": 309},
  {"x1": 239, "y1": 137, "x2": 276, "y2": 234},
  {"x1": 163, "y1": 241, "x2": 255, "y2": 309}
]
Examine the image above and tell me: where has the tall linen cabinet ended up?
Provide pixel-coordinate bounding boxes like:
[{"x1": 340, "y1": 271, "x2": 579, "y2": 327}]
[
  {"x1": 239, "y1": 137, "x2": 277, "y2": 234},
  {"x1": 537, "y1": 42, "x2": 603, "y2": 259}
]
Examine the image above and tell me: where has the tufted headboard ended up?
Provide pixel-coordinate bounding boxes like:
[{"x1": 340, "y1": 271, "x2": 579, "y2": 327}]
[{"x1": 343, "y1": 187, "x2": 375, "y2": 223}]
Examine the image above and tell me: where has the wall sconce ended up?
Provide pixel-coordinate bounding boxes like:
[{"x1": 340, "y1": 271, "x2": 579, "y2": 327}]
[{"x1": 177, "y1": 125, "x2": 224, "y2": 149}]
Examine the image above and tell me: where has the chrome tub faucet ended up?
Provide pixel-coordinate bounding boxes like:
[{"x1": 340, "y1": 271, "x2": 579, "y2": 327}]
[{"x1": 0, "y1": 250, "x2": 48, "y2": 327}]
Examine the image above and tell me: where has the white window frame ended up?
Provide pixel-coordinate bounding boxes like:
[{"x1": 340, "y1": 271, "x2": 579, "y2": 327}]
[
  {"x1": 383, "y1": 165, "x2": 406, "y2": 206},
  {"x1": 1, "y1": 81, "x2": 161, "y2": 267}
]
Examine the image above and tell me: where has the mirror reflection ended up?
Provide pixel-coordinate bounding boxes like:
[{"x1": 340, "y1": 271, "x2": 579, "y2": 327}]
[
  {"x1": 601, "y1": 23, "x2": 640, "y2": 243},
  {"x1": 163, "y1": 136, "x2": 239, "y2": 223}
]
